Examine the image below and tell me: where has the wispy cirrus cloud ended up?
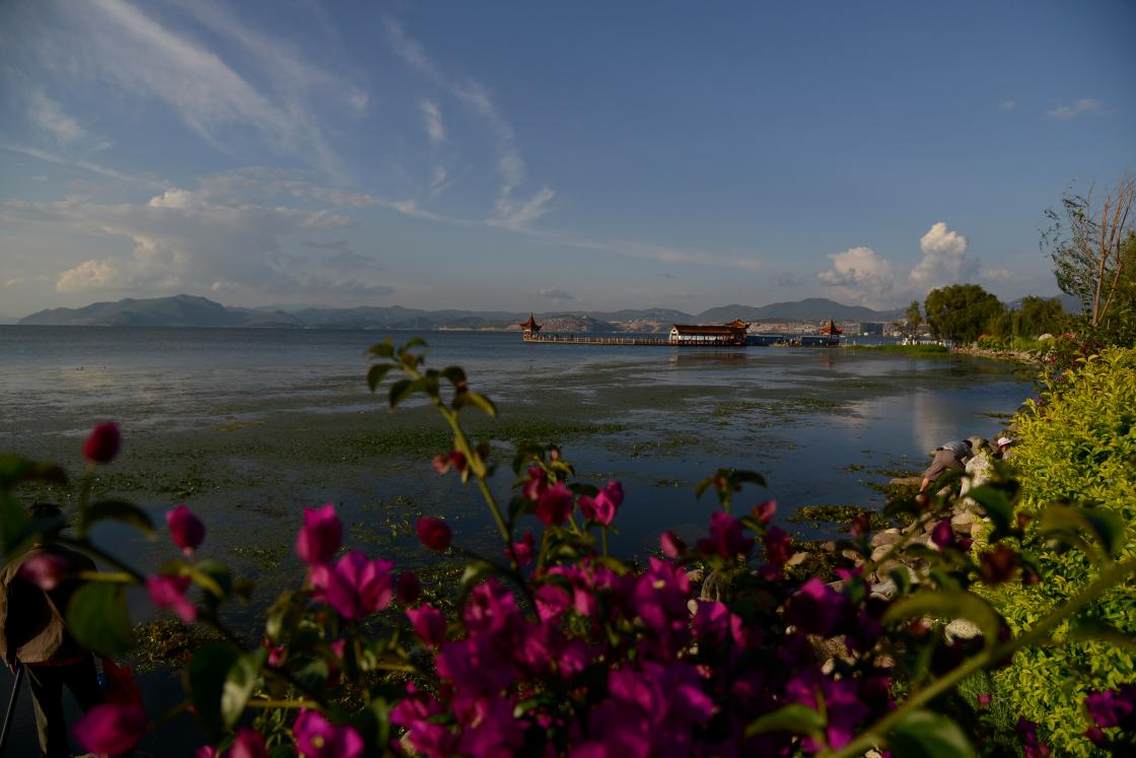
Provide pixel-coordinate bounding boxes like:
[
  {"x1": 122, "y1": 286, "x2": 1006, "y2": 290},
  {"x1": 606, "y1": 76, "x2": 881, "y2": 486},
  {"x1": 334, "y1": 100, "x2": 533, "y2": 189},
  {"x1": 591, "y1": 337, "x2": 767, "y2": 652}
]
[
  {"x1": 26, "y1": 90, "x2": 84, "y2": 144},
  {"x1": 384, "y1": 17, "x2": 554, "y2": 229},
  {"x1": 420, "y1": 99, "x2": 445, "y2": 145}
]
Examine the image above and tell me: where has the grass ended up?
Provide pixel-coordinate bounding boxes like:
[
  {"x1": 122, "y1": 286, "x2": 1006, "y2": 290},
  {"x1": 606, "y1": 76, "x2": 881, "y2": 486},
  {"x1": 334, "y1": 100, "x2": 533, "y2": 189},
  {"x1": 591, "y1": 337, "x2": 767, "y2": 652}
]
[{"x1": 788, "y1": 503, "x2": 893, "y2": 530}]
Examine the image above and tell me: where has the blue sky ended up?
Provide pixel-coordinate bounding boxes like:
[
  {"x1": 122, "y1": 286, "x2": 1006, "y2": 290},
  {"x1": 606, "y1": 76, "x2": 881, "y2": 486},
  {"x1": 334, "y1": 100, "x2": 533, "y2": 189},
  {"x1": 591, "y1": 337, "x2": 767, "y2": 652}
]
[{"x1": 1, "y1": 0, "x2": 1134, "y2": 318}]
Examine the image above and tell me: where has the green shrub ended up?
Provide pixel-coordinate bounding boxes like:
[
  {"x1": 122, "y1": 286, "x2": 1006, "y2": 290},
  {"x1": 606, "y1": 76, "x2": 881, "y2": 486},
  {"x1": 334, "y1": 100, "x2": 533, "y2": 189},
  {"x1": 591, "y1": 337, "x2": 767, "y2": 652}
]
[{"x1": 989, "y1": 348, "x2": 1136, "y2": 755}]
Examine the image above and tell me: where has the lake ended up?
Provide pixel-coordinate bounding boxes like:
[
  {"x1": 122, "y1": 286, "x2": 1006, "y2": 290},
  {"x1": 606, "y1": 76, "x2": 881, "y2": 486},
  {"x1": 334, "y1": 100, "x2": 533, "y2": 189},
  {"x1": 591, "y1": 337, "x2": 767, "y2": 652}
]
[{"x1": 0, "y1": 325, "x2": 1034, "y2": 754}]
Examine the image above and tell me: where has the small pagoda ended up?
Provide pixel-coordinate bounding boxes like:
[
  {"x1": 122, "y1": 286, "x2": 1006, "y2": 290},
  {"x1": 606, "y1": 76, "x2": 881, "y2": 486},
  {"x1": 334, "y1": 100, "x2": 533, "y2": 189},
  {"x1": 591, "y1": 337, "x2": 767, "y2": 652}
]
[
  {"x1": 818, "y1": 319, "x2": 843, "y2": 336},
  {"x1": 519, "y1": 313, "x2": 542, "y2": 340}
]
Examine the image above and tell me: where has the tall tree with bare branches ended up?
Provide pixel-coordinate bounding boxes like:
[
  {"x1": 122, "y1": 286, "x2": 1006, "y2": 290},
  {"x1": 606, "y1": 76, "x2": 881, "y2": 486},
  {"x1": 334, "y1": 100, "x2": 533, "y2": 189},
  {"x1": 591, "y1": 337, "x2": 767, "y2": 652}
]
[{"x1": 1043, "y1": 176, "x2": 1135, "y2": 342}]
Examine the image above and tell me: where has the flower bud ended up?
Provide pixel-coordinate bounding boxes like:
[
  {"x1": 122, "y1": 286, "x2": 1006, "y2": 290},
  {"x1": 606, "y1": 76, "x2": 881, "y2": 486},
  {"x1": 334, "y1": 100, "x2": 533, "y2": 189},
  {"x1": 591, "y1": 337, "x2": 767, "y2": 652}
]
[
  {"x1": 83, "y1": 422, "x2": 121, "y2": 464},
  {"x1": 296, "y1": 503, "x2": 341, "y2": 565},
  {"x1": 416, "y1": 516, "x2": 451, "y2": 551},
  {"x1": 166, "y1": 505, "x2": 205, "y2": 557},
  {"x1": 19, "y1": 552, "x2": 72, "y2": 591},
  {"x1": 74, "y1": 703, "x2": 147, "y2": 756}
]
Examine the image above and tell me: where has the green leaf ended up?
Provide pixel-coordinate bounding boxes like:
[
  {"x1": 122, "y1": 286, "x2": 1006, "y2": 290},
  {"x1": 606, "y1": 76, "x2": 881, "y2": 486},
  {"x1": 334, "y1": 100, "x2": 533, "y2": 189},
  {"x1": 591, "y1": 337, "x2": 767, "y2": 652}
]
[
  {"x1": 460, "y1": 560, "x2": 497, "y2": 592},
  {"x1": 191, "y1": 559, "x2": 233, "y2": 603},
  {"x1": 882, "y1": 590, "x2": 1000, "y2": 644},
  {"x1": 366, "y1": 364, "x2": 394, "y2": 393},
  {"x1": 1038, "y1": 504, "x2": 1126, "y2": 561},
  {"x1": 0, "y1": 492, "x2": 31, "y2": 554},
  {"x1": 455, "y1": 390, "x2": 496, "y2": 417},
  {"x1": 367, "y1": 339, "x2": 394, "y2": 358},
  {"x1": 222, "y1": 648, "x2": 266, "y2": 729},
  {"x1": 389, "y1": 378, "x2": 424, "y2": 408},
  {"x1": 293, "y1": 658, "x2": 329, "y2": 692},
  {"x1": 888, "y1": 710, "x2": 976, "y2": 757},
  {"x1": 82, "y1": 499, "x2": 155, "y2": 537},
  {"x1": 964, "y1": 485, "x2": 1014, "y2": 536},
  {"x1": 730, "y1": 469, "x2": 767, "y2": 488},
  {"x1": 0, "y1": 455, "x2": 68, "y2": 490},
  {"x1": 1079, "y1": 507, "x2": 1127, "y2": 557},
  {"x1": 67, "y1": 582, "x2": 134, "y2": 657},
  {"x1": 400, "y1": 337, "x2": 428, "y2": 352},
  {"x1": 1066, "y1": 619, "x2": 1136, "y2": 652},
  {"x1": 265, "y1": 589, "x2": 302, "y2": 642},
  {"x1": 744, "y1": 703, "x2": 824, "y2": 739},
  {"x1": 441, "y1": 366, "x2": 467, "y2": 386},
  {"x1": 188, "y1": 643, "x2": 241, "y2": 740}
]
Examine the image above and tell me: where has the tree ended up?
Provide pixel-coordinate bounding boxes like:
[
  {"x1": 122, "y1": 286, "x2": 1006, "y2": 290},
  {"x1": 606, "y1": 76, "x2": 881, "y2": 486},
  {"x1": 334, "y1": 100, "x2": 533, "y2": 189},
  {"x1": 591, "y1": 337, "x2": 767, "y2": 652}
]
[
  {"x1": 903, "y1": 300, "x2": 923, "y2": 339},
  {"x1": 1043, "y1": 176, "x2": 1135, "y2": 339},
  {"x1": 1016, "y1": 295, "x2": 1067, "y2": 337},
  {"x1": 924, "y1": 284, "x2": 1005, "y2": 344}
]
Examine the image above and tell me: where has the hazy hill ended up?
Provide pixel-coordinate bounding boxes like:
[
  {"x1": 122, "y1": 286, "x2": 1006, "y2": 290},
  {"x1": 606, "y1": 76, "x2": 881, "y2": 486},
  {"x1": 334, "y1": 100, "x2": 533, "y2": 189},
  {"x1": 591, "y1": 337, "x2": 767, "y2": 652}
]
[{"x1": 20, "y1": 294, "x2": 909, "y2": 329}]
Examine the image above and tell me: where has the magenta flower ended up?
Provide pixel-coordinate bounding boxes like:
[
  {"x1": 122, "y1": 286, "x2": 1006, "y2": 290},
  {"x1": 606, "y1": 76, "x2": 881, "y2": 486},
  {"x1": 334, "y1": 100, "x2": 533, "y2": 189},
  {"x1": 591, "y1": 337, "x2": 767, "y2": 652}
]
[
  {"x1": 407, "y1": 604, "x2": 446, "y2": 646},
  {"x1": 659, "y1": 530, "x2": 686, "y2": 558},
  {"x1": 462, "y1": 579, "x2": 523, "y2": 638},
  {"x1": 309, "y1": 550, "x2": 394, "y2": 620},
  {"x1": 146, "y1": 575, "x2": 196, "y2": 623},
  {"x1": 762, "y1": 525, "x2": 792, "y2": 566},
  {"x1": 229, "y1": 728, "x2": 269, "y2": 758},
  {"x1": 18, "y1": 551, "x2": 72, "y2": 591},
  {"x1": 632, "y1": 558, "x2": 692, "y2": 652},
  {"x1": 1085, "y1": 685, "x2": 1135, "y2": 728},
  {"x1": 416, "y1": 516, "x2": 452, "y2": 551},
  {"x1": 83, "y1": 421, "x2": 121, "y2": 464},
  {"x1": 691, "y1": 600, "x2": 732, "y2": 644},
  {"x1": 166, "y1": 504, "x2": 205, "y2": 557},
  {"x1": 295, "y1": 503, "x2": 341, "y2": 565},
  {"x1": 977, "y1": 693, "x2": 992, "y2": 709},
  {"x1": 931, "y1": 518, "x2": 955, "y2": 549},
  {"x1": 74, "y1": 703, "x2": 147, "y2": 756},
  {"x1": 1015, "y1": 718, "x2": 1051, "y2": 758},
  {"x1": 697, "y1": 512, "x2": 753, "y2": 558},
  {"x1": 752, "y1": 499, "x2": 777, "y2": 524},
  {"x1": 509, "y1": 531, "x2": 535, "y2": 566},
  {"x1": 786, "y1": 578, "x2": 847, "y2": 636},
  {"x1": 581, "y1": 480, "x2": 624, "y2": 525},
  {"x1": 535, "y1": 583, "x2": 572, "y2": 622},
  {"x1": 522, "y1": 466, "x2": 548, "y2": 501},
  {"x1": 397, "y1": 571, "x2": 421, "y2": 605},
  {"x1": 535, "y1": 482, "x2": 574, "y2": 526},
  {"x1": 293, "y1": 710, "x2": 363, "y2": 758},
  {"x1": 390, "y1": 685, "x2": 457, "y2": 757},
  {"x1": 266, "y1": 644, "x2": 286, "y2": 667},
  {"x1": 457, "y1": 697, "x2": 527, "y2": 757},
  {"x1": 786, "y1": 671, "x2": 868, "y2": 750}
]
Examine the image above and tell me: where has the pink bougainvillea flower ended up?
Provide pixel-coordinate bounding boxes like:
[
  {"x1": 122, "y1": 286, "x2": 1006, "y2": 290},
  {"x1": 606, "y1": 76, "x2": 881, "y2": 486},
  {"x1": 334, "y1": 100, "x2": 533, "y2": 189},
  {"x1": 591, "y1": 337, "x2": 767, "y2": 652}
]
[
  {"x1": 534, "y1": 583, "x2": 572, "y2": 622},
  {"x1": 416, "y1": 516, "x2": 452, "y2": 551},
  {"x1": 786, "y1": 671, "x2": 868, "y2": 750},
  {"x1": 83, "y1": 421, "x2": 121, "y2": 464},
  {"x1": 100, "y1": 658, "x2": 142, "y2": 707},
  {"x1": 632, "y1": 558, "x2": 691, "y2": 651},
  {"x1": 580, "y1": 480, "x2": 623, "y2": 526},
  {"x1": 196, "y1": 747, "x2": 218, "y2": 758},
  {"x1": 18, "y1": 551, "x2": 72, "y2": 591},
  {"x1": 691, "y1": 600, "x2": 733, "y2": 645},
  {"x1": 752, "y1": 499, "x2": 777, "y2": 524},
  {"x1": 390, "y1": 685, "x2": 458, "y2": 757},
  {"x1": 146, "y1": 575, "x2": 197, "y2": 623},
  {"x1": 1085, "y1": 685, "x2": 1136, "y2": 728},
  {"x1": 407, "y1": 604, "x2": 446, "y2": 646},
  {"x1": 166, "y1": 504, "x2": 205, "y2": 557},
  {"x1": 457, "y1": 697, "x2": 527, "y2": 757},
  {"x1": 697, "y1": 512, "x2": 753, "y2": 558},
  {"x1": 295, "y1": 503, "x2": 341, "y2": 565},
  {"x1": 522, "y1": 466, "x2": 548, "y2": 501},
  {"x1": 397, "y1": 571, "x2": 421, "y2": 605},
  {"x1": 432, "y1": 450, "x2": 468, "y2": 476},
  {"x1": 229, "y1": 728, "x2": 269, "y2": 758},
  {"x1": 977, "y1": 693, "x2": 992, "y2": 709},
  {"x1": 931, "y1": 518, "x2": 955, "y2": 549},
  {"x1": 309, "y1": 550, "x2": 394, "y2": 620},
  {"x1": 509, "y1": 531, "x2": 535, "y2": 566},
  {"x1": 74, "y1": 703, "x2": 147, "y2": 756},
  {"x1": 1015, "y1": 718, "x2": 1051, "y2": 758},
  {"x1": 462, "y1": 579, "x2": 523, "y2": 639},
  {"x1": 786, "y1": 578, "x2": 847, "y2": 636},
  {"x1": 659, "y1": 530, "x2": 686, "y2": 558},
  {"x1": 293, "y1": 710, "x2": 364, "y2": 758},
  {"x1": 850, "y1": 512, "x2": 872, "y2": 537},
  {"x1": 980, "y1": 544, "x2": 1019, "y2": 584},
  {"x1": 535, "y1": 482, "x2": 574, "y2": 526},
  {"x1": 762, "y1": 525, "x2": 792, "y2": 566},
  {"x1": 266, "y1": 643, "x2": 286, "y2": 668}
]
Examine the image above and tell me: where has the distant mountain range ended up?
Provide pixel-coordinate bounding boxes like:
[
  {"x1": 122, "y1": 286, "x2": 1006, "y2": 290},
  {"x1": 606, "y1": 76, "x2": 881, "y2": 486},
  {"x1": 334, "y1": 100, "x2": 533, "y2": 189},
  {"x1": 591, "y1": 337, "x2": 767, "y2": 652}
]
[{"x1": 17, "y1": 294, "x2": 908, "y2": 330}]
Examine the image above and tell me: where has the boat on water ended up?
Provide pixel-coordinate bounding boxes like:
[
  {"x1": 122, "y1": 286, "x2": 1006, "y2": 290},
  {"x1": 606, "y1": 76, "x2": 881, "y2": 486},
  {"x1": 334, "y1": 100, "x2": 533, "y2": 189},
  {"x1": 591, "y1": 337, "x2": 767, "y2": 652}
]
[{"x1": 518, "y1": 315, "x2": 844, "y2": 347}]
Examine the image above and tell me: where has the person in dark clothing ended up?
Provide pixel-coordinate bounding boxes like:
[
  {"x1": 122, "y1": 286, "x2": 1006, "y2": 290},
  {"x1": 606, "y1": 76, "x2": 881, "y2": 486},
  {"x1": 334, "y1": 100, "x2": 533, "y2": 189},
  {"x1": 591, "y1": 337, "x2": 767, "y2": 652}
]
[{"x1": 0, "y1": 504, "x2": 101, "y2": 757}]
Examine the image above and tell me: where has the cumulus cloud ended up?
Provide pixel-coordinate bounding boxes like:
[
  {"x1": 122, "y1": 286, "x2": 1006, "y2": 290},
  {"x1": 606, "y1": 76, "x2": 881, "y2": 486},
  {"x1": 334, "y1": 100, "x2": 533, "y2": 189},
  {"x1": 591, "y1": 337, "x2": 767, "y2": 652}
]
[
  {"x1": 910, "y1": 221, "x2": 977, "y2": 290},
  {"x1": 817, "y1": 246, "x2": 895, "y2": 306},
  {"x1": 538, "y1": 287, "x2": 575, "y2": 302},
  {"x1": 2, "y1": 172, "x2": 396, "y2": 302},
  {"x1": 1046, "y1": 98, "x2": 1102, "y2": 120}
]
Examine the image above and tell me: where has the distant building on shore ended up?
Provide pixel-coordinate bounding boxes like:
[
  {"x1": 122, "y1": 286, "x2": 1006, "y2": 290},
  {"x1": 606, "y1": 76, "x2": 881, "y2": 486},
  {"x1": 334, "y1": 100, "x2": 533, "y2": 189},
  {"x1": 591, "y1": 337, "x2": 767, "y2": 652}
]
[{"x1": 668, "y1": 319, "x2": 750, "y2": 345}]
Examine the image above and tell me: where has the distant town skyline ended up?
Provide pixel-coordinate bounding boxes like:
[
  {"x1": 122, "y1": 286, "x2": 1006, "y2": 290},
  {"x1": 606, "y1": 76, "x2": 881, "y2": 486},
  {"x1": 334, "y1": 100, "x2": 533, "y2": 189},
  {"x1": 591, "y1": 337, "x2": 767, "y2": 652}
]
[{"x1": 2, "y1": 0, "x2": 1134, "y2": 319}]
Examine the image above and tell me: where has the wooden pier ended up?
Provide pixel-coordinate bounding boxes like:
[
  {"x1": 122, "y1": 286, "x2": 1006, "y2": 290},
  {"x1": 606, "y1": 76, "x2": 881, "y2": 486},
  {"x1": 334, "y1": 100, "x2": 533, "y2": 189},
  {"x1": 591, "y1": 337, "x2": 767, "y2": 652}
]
[{"x1": 522, "y1": 334, "x2": 674, "y2": 346}]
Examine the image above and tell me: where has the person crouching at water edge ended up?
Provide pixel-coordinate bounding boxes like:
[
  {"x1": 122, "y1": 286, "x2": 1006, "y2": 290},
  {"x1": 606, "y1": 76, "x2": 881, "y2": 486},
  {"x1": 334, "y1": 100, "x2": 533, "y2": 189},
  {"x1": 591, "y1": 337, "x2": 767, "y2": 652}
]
[
  {"x1": 915, "y1": 439, "x2": 973, "y2": 507},
  {"x1": 0, "y1": 503, "x2": 101, "y2": 758}
]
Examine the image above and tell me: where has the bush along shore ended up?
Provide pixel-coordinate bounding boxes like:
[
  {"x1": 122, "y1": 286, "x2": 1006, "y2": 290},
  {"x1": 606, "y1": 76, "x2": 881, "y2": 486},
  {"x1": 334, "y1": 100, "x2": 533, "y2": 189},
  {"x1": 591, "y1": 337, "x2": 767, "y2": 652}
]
[{"x1": 2, "y1": 337, "x2": 1134, "y2": 757}]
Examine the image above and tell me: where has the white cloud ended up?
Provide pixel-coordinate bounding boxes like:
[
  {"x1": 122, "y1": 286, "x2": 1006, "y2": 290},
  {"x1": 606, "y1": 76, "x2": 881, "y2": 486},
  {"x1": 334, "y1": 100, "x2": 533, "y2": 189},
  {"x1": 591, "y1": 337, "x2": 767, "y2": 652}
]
[
  {"x1": 420, "y1": 99, "x2": 445, "y2": 144},
  {"x1": 999, "y1": 98, "x2": 1016, "y2": 112},
  {"x1": 539, "y1": 287, "x2": 575, "y2": 302},
  {"x1": 817, "y1": 246, "x2": 896, "y2": 306},
  {"x1": 981, "y1": 267, "x2": 1012, "y2": 283},
  {"x1": 1046, "y1": 98, "x2": 1102, "y2": 120},
  {"x1": 0, "y1": 143, "x2": 163, "y2": 187},
  {"x1": 27, "y1": 91, "x2": 84, "y2": 144},
  {"x1": 910, "y1": 221, "x2": 976, "y2": 290},
  {"x1": 490, "y1": 187, "x2": 556, "y2": 230}
]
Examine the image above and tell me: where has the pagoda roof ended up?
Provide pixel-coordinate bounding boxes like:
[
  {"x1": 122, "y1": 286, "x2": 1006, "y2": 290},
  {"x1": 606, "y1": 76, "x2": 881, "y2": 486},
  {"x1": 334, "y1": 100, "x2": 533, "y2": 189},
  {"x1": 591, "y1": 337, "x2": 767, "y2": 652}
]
[
  {"x1": 818, "y1": 319, "x2": 844, "y2": 335},
  {"x1": 520, "y1": 313, "x2": 542, "y2": 330}
]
